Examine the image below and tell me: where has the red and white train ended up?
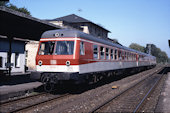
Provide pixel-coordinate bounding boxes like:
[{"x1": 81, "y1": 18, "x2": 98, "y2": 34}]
[{"x1": 31, "y1": 29, "x2": 156, "y2": 90}]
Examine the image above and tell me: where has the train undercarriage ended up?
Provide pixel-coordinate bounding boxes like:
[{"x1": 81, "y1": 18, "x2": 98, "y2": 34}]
[{"x1": 31, "y1": 65, "x2": 156, "y2": 92}]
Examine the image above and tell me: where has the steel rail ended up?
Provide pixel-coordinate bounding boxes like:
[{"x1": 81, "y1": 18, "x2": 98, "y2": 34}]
[
  {"x1": 0, "y1": 92, "x2": 47, "y2": 106},
  {"x1": 12, "y1": 93, "x2": 69, "y2": 113},
  {"x1": 133, "y1": 67, "x2": 167, "y2": 113},
  {"x1": 90, "y1": 66, "x2": 164, "y2": 113}
]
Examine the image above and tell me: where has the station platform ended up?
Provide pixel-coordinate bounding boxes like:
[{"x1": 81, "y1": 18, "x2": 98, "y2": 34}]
[
  {"x1": 155, "y1": 72, "x2": 170, "y2": 112},
  {"x1": 0, "y1": 73, "x2": 42, "y2": 101}
]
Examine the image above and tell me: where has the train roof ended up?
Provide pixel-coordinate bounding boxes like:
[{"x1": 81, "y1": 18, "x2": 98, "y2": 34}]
[{"x1": 41, "y1": 29, "x2": 155, "y2": 58}]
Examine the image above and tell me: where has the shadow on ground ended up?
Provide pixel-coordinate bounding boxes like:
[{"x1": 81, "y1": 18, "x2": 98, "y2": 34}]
[{"x1": 0, "y1": 74, "x2": 36, "y2": 86}]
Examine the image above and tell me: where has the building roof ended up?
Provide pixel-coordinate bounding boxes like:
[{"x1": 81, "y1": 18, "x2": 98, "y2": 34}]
[
  {"x1": 0, "y1": 6, "x2": 61, "y2": 41},
  {"x1": 46, "y1": 14, "x2": 110, "y2": 32}
]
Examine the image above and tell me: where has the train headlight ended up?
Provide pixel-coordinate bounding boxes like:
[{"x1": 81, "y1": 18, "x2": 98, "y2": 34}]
[
  {"x1": 66, "y1": 61, "x2": 70, "y2": 66},
  {"x1": 54, "y1": 33, "x2": 60, "y2": 37},
  {"x1": 38, "y1": 60, "x2": 43, "y2": 66}
]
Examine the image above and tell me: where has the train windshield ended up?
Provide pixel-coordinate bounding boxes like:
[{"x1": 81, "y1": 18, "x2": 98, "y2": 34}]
[
  {"x1": 55, "y1": 41, "x2": 74, "y2": 55},
  {"x1": 38, "y1": 41, "x2": 74, "y2": 55},
  {"x1": 39, "y1": 41, "x2": 55, "y2": 55}
]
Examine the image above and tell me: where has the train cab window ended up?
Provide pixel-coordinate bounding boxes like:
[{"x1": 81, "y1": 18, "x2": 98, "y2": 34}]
[
  {"x1": 55, "y1": 41, "x2": 74, "y2": 55},
  {"x1": 100, "y1": 46, "x2": 105, "y2": 59},
  {"x1": 39, "y1": 41, "x2": 55, "y2": 55},
  {"x1": 80, "y1": 41, "x2": 85, "y2": 55},
  {"x1": 110, "y1": 49, "x2": 114, "y2": 60},
  {"x1": 106, "y1": 48, "x2": 109, "y2": 60},
  {"x1": 115, "y1": 49, "x2": 117, "y2": 60},
  {"x1": 93, "y1": 45, "x2": 98, "y2": 59},
  {"x1": 0, "y1": 57, "x2": 2, "y2": 67}
]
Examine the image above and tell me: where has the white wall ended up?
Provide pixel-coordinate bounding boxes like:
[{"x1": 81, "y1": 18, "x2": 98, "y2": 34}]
[
  {"x1": 11, "y1": 53, "x2": 25, "y2": 73},
  {"x1": 0, "y1": 52, "x2": 7, "y2": 70},
  {"x1": 0, "y1": 52, "x2": 25, "y2": 73},
  {"x1": 25, "y1": 41, "x2": 39, "y2": 70}
]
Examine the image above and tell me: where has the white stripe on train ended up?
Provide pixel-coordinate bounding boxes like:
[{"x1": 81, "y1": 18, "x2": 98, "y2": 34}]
[{"x1": 36, "y1": 61, "x2": 153, "y2": 74}]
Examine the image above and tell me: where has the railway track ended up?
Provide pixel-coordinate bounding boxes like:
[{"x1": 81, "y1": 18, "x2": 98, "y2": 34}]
[
  {"x1": 90, "y1": 66, "x2": 167, "y2": 112},
  {"x1": 0, "y1": 92, "x2": 69, "y2": 113}
]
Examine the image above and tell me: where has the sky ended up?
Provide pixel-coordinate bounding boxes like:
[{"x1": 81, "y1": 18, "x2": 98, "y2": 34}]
[{"x1": 10, "y1": 0, "x2": 170, "y2": 57}]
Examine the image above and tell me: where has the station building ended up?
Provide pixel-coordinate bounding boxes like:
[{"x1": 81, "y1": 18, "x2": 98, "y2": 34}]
[
  {"x1": 45, "y1": 14, "x2": 110, "y2": 39},
  {"x1": 0, "y1": 6, "x2": 60, "y2": 75},
  {"x1": 0, "y1": 36, "x2": 26, "y2": 73}
]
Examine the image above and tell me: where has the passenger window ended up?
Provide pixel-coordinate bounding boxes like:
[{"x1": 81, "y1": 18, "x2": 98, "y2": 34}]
[
  {"x1": 106, "y1": 48, "x2": 109, "y2": 60},
  {"x1": 124, "y1": 52, "x2": 127, "y2": 61},
  {"x1": 111, "y1": 49, "x2": 114, "y2": 60},
  {"x1": 118, "y1": 50, "x2": 121, "y2": 60},
  {"x1": 122, "y1": 51, "x2": 124, "y2": 60},
  {"x1": 115, "y1": 49, "x2": 117, "y2": 60},
  {"x1": 100, "y1": 46, "x2": 105, "y2": 59},
  {"x1": 80, "y1": 42, "x2": 85, "y2": 55},
  {"x1": 127, "y1": 52, "x2": 129, "y2": 60},
  {"x1": 93, "y1": 45, "x2": 98, "y2": 59}
]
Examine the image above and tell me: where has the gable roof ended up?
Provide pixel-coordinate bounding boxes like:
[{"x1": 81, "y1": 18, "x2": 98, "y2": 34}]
[{"x1": 46, "y1": 14, "x2": 110, "y2": 32}]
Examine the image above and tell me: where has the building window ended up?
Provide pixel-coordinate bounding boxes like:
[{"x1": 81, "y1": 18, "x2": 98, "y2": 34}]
[
  {"x1": 15, "y1": 53, "x2": 20, "y2": 68},
  {"x1": 93, "y1": 45, "x2": 98, "y2": 59},
  {"x1": 110, "y1": 49, "x2": 113, "y2": 60},
  {"x1": 100, "y1": 46, "x2": 105, "y2": 59},
  {"x1": 80, "y1": 41, "x2": 85, "y2": 55},
  {"x1": 106, "y1": 48, "x2": 109, "y2": 60},
  {"x1": 0, "y1": 57, "x2": 2, "y2": 68}
]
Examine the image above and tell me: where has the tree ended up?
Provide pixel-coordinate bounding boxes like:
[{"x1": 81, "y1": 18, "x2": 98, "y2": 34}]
[
  {"x1": 0, "y1": 1, "x2": 31, "y2": 15},
  {"x1": 129, "y1": 43, "x2": 169, "y2": 63},
  {"x1": 129, "y1": 43, "x2": 145, "y2": 52}
]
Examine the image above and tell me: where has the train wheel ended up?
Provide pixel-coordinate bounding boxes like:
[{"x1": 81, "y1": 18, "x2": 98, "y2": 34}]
[
  {"x1": 40, "y1": 74, "x2": 45, "y2": 82},
  {"x1": 42, "y1": 76, "x2": 54, "y2": 92},
  {"x1": 44, "y1": 82, "x2": 54, "y2": 92}
]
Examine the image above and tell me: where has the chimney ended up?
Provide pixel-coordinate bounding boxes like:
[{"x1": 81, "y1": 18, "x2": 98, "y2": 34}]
[{"x1": 169, "y1": 40, "x2": 170, "y2": 47}]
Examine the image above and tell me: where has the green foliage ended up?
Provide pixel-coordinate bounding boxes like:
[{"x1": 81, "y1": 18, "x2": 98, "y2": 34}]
[
  {"x1": 150, "y1": 44, "x2": 168, "y2": 63},
  {"x1": 129, "y1": 43, "x2": 169, "y2": 63},
  {"x1": 0, "y1": 1, "x2": 31, "y2": 15},
  {"x1": 129, "y1": 43, "x2": 145, "y2": 52}
]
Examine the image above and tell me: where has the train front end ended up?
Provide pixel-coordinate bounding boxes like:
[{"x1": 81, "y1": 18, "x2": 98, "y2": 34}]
[{"x1": 31, "y1": 29, "x2": 81, "y2": 91}]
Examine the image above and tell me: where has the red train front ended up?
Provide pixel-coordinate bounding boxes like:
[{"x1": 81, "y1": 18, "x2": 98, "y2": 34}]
[{"x1": 31, "y1": 29, "x2": 156, "y2": 91}]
